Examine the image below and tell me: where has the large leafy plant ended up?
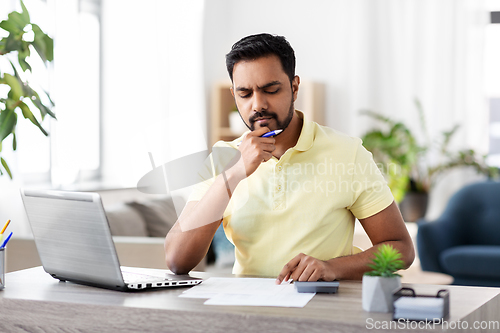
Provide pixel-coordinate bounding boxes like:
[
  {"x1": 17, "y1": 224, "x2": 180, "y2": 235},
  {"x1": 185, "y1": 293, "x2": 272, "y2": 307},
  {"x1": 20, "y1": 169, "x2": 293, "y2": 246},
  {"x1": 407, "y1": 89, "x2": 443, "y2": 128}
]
[
  {"x1": 0, "y1": 0, "x2": 55, "y2": 178},
  {"x1": 361, "y1": 99, "x2": 496, "y2": 202},
  {"x1": 364, "y1": 244, "x2": 404, "y2": 278}
]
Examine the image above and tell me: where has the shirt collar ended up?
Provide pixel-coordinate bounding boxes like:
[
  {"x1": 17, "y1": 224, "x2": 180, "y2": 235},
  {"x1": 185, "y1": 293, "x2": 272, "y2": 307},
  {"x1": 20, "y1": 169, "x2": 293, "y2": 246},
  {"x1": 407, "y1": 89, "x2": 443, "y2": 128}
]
[{"x1": 292, "y1": 110, "x2": 314, "y2": 152}]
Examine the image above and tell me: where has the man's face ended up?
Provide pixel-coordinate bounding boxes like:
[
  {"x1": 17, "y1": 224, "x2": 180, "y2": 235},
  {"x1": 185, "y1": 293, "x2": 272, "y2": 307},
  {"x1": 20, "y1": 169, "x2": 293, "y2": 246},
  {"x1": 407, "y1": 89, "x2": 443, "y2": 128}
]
[{"x1": 231, "y1": 55, "x2": 299, "y2": 132}]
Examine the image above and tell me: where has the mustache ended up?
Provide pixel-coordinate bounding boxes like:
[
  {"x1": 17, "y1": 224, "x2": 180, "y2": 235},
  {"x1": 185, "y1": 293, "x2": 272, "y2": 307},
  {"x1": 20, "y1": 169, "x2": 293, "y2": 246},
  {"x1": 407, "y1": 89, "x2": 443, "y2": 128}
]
[{"x1": 249, "y1": 111, "x2": 278, "y2": 123}]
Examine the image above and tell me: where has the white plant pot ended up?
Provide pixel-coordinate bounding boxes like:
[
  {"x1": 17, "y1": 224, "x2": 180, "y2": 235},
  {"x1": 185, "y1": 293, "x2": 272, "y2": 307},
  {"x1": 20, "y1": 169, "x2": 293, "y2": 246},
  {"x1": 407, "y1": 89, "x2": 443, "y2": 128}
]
[
  {"x1": 229, "y1": 112, "x2": 247, "y2": 134},
  {"x1": 362, "y1": 275, "x2": 401, "y2": 313}
]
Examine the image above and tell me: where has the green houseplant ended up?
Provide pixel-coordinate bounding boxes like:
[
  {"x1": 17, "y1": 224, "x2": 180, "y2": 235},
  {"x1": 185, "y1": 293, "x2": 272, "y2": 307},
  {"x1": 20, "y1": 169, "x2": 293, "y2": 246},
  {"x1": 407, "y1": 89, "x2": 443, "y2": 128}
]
[
  {"x1": 362, "y1": 244, "x2": 404, "y2": 312},
  {"x1": 0, "y1": 0, "x2": 55, "y2": 178},
  {"x1": 360, "y1": 99, "x2": 497, "y2": 220}
]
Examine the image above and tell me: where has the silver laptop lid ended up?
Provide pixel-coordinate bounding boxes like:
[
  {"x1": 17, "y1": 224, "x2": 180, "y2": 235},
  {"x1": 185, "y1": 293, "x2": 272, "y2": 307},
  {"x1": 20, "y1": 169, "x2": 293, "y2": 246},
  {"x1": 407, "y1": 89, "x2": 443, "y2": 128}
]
[{"x1": 21, "y1": 189, "x2": 126, "y2": 290}]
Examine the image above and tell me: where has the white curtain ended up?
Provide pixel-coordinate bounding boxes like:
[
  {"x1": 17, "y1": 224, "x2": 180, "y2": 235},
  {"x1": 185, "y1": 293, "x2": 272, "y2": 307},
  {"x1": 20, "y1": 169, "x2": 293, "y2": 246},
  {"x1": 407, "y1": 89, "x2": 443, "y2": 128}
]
[
  {"x1": 101, "y1": 0, "x2": 206, "y2": 188},
  {"x1": 342, "y1": 0, "x2": 490, "y2": 218}
]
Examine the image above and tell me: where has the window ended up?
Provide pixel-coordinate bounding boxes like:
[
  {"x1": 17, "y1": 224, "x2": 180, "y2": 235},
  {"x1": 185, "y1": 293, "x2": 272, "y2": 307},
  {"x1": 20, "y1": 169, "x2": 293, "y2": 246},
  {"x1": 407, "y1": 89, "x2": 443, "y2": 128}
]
[
  {"x1": 6, "y1": 0, "x2": 206, "y2": 189},
  {"x1": 50, "y1": 0, "x2": 101, "y2": 187},
  {"x1": 9, "y1": 0, "x2": 102, "y2": 186}
]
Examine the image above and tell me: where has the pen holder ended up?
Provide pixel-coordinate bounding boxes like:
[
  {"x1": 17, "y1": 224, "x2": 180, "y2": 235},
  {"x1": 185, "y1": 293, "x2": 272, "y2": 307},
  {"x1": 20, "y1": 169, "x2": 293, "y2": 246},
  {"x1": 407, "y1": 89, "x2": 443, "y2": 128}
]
[{"x1": 0, "y1": 247, "x2": 5, "y2": 290}]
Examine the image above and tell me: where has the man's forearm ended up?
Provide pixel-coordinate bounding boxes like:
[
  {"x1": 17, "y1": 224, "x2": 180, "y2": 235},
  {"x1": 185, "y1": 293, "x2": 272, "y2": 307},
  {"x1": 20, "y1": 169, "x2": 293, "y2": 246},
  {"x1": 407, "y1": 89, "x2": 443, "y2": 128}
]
[
  {"x1": 176, "y1": 171, "x2": 241, "y2": 232},
  {"x1": 329, "y1": 201, "x2": 415, "y2": 280},
  {"x1": 327, "y1": 240, "x2": 415, "y2": 280},
  {"x1": 164, "y1": 169, "x2": 243, "y2": 274}
]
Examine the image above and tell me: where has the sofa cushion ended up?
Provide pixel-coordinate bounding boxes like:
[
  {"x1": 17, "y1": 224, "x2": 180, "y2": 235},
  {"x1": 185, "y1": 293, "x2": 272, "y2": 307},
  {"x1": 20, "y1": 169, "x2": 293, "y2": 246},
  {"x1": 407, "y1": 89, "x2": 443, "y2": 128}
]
[
  {"x1": 105, "y1": 203, "x2": 149, "y2": 237},
  {"x1": 127, "y1": 196, "x2": 183, "y2": 237},
  {"x1": 440, "y1": 245, "x2": 500, "y2": 279}
]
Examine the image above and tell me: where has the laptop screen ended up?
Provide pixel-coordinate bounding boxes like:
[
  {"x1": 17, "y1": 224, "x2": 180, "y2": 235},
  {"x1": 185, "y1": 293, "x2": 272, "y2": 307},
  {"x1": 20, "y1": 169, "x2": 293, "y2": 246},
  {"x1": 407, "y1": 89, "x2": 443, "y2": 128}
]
[{"x1": 21, "y1": 189, "x2": 126, "y2": 289}]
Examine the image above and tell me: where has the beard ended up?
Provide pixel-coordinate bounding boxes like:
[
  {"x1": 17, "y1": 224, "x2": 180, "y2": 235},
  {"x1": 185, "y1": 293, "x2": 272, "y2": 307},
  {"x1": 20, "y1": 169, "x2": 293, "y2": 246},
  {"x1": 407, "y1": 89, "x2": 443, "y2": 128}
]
[{"x1": 245, "y1": 96, "x2": 295, "y2": 133}]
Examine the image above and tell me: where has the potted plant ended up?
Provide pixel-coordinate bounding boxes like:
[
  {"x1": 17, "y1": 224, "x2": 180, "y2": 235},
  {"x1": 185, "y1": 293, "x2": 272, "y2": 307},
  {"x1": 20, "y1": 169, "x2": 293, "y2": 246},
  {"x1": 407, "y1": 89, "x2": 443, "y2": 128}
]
[
  {"x1": 360, "y1": 99, "x2": 497, "y2": 221},
  {"x1": 362, "y1": 244, "x2": 404, "y2": 313},
  {"x1": 0, "y1": 0, "x2": 55, "y2": 178}
]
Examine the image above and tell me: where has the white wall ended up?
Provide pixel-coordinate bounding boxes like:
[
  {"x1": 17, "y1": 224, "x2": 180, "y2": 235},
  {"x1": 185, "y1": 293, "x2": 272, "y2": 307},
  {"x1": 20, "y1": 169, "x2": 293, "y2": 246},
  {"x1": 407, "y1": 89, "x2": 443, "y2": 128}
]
[{"x1": 203, "y1": 0, "x2": 489, "y2": 145}]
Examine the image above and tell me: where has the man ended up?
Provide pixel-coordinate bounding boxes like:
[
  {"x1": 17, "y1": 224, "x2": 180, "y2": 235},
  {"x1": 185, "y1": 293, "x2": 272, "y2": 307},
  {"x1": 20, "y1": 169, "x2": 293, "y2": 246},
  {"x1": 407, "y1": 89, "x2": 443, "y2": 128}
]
[{"x1": 165, "y1": 33, "x2": 414, "y2": 283}]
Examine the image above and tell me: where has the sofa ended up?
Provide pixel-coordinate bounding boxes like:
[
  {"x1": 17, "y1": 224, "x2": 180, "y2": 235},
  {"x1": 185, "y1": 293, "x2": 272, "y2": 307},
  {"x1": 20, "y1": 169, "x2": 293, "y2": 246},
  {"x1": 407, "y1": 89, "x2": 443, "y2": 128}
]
[{"x1": 417, "y1": 181, "x2": 500, "y2": 287}]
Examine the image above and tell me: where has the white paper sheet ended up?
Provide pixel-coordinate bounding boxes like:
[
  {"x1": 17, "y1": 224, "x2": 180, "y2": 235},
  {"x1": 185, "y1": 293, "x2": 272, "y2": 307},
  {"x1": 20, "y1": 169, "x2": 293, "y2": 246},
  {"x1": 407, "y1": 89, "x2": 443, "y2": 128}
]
[{"x1": 179, "y1": 277, "x2": 315, "y2": 307}]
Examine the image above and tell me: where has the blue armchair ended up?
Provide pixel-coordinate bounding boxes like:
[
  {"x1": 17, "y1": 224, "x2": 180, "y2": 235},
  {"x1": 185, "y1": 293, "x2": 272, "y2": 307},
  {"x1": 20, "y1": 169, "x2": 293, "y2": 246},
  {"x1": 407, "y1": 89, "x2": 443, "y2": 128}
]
[{"x1": 417, "y1": 181, "x2": 500, "y2": 287}]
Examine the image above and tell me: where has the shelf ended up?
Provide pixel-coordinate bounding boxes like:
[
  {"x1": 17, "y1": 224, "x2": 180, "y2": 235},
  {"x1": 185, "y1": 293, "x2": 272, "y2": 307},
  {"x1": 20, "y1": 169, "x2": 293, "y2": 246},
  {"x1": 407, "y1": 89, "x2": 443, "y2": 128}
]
[{"x1": 220, "y1": 127, "x2": 243, "y2": 137}]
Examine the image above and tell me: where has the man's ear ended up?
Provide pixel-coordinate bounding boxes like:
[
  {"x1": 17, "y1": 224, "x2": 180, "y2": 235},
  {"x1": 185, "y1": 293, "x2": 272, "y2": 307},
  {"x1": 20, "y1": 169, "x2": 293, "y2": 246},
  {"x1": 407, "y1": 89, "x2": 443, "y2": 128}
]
[
  {"x1": 230, "y1": 86, "x2": 234, "y2": 97},
  {"x1": 292, "y1": 75, "x2": 300, "y2": 102}
]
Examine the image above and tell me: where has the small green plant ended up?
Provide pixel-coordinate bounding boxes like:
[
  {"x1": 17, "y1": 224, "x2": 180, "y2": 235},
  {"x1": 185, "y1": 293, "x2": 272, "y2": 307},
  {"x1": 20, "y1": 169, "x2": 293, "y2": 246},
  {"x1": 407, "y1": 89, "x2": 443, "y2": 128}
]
[{"x1": 364, "y1": 244, "x2": 404, "y2": 278}]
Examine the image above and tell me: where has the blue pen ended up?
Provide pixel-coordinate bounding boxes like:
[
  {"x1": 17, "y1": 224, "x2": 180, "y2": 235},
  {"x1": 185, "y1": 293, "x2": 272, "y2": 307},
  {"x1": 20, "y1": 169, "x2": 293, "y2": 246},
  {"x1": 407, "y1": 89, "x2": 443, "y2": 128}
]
[
  {"x1": 237, "y1": 129, "x2": 283, "y2": 146},
  {"x1": 0, "y1": 231, "x2": 12, "y2": 248},
  {"x1": 261, "y1": 129, "x2": 283, "y2": 138}
]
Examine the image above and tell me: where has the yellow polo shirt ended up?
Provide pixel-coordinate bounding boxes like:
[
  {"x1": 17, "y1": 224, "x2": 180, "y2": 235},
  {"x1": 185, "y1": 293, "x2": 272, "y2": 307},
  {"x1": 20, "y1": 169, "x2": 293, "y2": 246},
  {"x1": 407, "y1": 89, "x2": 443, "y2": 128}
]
[{"x1": 188, "y1": 111, "x2": 394, "y2": 277}]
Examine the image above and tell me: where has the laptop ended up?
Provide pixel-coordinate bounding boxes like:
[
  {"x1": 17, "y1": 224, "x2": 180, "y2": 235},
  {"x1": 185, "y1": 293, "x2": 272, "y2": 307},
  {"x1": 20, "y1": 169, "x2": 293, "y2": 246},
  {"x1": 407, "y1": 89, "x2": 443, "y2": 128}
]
[{"x1": 20, "y1": 188, "x2": 202, "y2": 291}]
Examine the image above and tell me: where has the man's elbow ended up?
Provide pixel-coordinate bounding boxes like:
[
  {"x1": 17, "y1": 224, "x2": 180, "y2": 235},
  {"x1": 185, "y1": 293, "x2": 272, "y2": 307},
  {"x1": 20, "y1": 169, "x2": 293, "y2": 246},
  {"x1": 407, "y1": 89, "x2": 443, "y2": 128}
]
[
  {"x1": 167, "y1": 261, "x2": 192, "y2": 275},
  {"x1": 165, "y1": 237, "x2": 189, "y2": 275},
  {"x1": 402, "y1": 240, "x2": 416, "y2": 269},
  {"x1": 165, "y1": 241, "x2": 198, "y2": 275},
  {"x1": 165, "y1": 251, "x2": 192, "y2": 275}
]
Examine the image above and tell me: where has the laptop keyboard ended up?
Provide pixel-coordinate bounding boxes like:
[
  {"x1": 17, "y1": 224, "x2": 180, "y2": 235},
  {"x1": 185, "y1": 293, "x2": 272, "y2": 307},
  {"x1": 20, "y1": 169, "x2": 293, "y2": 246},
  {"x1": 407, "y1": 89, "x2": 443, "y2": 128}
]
[{"x1": 121, "y1": 271, "x2": 167, "y2": 283}]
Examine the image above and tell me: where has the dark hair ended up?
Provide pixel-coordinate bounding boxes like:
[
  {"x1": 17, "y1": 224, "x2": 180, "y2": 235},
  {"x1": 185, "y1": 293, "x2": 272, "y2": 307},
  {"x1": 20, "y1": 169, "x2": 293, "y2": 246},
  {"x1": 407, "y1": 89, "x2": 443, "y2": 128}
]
[{"x1": 226, "y1": 33, "x2": 296, "y2": 83}]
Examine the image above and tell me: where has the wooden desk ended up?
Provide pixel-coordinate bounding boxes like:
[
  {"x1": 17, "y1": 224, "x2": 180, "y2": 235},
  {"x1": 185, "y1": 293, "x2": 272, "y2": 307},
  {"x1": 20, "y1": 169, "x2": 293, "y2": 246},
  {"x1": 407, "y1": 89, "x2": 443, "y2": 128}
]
[{"x1": 0, "y1": 267, "x2": 499, "y2": 333}]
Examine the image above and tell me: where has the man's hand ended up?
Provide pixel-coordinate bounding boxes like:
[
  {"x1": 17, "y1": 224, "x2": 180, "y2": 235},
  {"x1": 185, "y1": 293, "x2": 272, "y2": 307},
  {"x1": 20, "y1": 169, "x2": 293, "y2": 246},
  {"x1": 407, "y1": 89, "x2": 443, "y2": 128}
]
[
  {"x1": 275, "y1": 253, "x2": 336, "y2": 284},
  {"x1": 235, "y1": 127, "x2": 276, "y2": 178},
  {"x1": 274, "y1": 202, "x2": 415, "y2": 284}
]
